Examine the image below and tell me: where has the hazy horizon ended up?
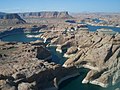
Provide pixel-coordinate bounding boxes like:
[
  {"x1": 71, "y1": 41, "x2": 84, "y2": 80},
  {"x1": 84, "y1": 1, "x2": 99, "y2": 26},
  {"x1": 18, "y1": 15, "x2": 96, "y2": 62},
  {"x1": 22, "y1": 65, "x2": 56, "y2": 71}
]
[
  {"x1": 1, "y1": 11, "x2": 120, "y2": 14},
  {"x1": 0, "y1": 0, "x2": 120, "y2": 13}
]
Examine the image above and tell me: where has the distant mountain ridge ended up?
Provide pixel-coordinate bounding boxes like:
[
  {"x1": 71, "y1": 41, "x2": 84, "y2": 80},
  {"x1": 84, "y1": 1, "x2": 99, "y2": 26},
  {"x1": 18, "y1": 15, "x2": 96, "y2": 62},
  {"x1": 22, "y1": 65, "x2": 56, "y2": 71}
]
[
  {"x1": 0, "y1": 11, "x2": 72, "y2": 25},
  {"x1": 0, "y1": 12, "x2": 6, "y2": 15},
  {"x1": 18, "y1": 11, "x2": 73, "y2": 19},
  {"x1": 0, "y1": 12, "x2": 6, "y2": 18},
  {"x1": 0, "y1": 13, "x2": 26, "y2": 25}
]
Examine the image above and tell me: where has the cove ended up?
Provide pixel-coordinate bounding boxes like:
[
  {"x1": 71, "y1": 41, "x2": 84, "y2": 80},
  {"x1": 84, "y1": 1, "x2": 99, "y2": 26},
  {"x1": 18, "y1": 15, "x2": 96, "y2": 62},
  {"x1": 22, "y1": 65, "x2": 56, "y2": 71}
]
[
  {"x1": 0, "y1": 32, "x2": 43, "y2": 42},
  {"x1": 88, "y1": 25, "x2": 120, "y2": 32},
  {"x1": 0, "y1": 28, "x2": 120, "y2": 90}
]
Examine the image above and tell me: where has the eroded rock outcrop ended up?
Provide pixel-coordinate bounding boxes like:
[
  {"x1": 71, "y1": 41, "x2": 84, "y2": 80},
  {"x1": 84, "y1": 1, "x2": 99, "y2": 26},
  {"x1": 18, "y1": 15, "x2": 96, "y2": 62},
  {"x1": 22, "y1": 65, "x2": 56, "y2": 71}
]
[
  {"x1": 40, "y1": 30, "x2": 120, "y2": 88},
  {"x1": 0, "y1": 14, "x2": 26, "y2": 25},
  {"x1": 0, "y1": 41, "x2": 79, "y2": 90},
  {"x1": 18, "y1": 11, "x2": 72, "y2": 19},
  {"x1": 64, "y1": 46, "x2": 78, "y2": 57},
  {"x1": 63, "y1": 32, "x2": 120, "y2": 88}
]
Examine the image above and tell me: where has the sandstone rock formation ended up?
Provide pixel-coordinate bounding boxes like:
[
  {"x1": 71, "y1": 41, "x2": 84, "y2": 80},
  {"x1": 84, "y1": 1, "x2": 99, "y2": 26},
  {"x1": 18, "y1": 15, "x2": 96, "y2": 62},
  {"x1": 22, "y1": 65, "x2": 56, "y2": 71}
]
[
  {"x1": 63, "y1": 32, "x2": 120, "y2": 88},
  {"x1": 0, "y1": 12, "x2": 6, "y2": 18},
  {"x1": 64, "y1": 46, "x2": 78, "y2": 57},
  {"x1": 0, "y1": 41, "x2": 51, "y2": 62},
  {"x1": 40, "y1": 30, "x2": 120, "y2": 88},
  {"x1": 0, "y1": 13, "x2": 26, "y2": 25},
  {"x1": 18, "y1": 11, "x2": 73, "y2": 19},
  {"x1": 0, "y1": 41, "x2": 79, "y2": 90}
]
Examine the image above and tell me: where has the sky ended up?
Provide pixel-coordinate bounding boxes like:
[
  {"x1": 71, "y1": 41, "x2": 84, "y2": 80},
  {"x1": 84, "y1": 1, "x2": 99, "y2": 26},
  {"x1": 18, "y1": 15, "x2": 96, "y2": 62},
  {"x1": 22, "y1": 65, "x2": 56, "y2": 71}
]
[{"x1": 0, "y1": 0, "x2": 120, "y2": 13}]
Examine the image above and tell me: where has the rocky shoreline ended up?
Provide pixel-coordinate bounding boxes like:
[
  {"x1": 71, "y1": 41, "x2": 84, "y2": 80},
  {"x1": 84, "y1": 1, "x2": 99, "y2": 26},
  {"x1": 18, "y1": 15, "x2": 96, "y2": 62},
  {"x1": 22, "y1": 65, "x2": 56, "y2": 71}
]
[
  {"x1": 40, "y1": 29, "x2": 120, "y2": 88},
  {"x1": 0, "y1": 11, "x2": 120, "y2": 90},
  {"x1": 0, "y1": 41, "x2": 80, "y2": 90}
]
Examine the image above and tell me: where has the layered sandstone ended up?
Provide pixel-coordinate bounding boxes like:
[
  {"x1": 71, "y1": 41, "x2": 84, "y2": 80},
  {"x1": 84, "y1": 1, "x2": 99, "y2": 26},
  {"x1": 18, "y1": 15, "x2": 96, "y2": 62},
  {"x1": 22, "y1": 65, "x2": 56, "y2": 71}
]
[
  {"x1": 40, "y1": 30, "x2": 120, "y2": 88},
  {"x1": 18, "y1": 11, "x2": 72, "y2": 19},
  {"x1": 0, "y1": 14, "x2": 26, "y2": 25},
  {"x1": 0, "y1": 41, "x2": 79, "y2": 90}
]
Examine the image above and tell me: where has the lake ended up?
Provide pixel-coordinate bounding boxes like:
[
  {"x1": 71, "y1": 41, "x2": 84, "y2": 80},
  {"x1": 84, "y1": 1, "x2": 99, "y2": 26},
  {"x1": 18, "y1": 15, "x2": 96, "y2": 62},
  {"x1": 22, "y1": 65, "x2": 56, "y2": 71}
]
[
  {"x1": 0, "y1": 26, "x2": 120, "y2": 90},
  {"x1": 88, "y1": 25, "x2": 120, "y2": 32},
  {"x1": 0, "y1": 32, "x2": 43, "y2": 42}
]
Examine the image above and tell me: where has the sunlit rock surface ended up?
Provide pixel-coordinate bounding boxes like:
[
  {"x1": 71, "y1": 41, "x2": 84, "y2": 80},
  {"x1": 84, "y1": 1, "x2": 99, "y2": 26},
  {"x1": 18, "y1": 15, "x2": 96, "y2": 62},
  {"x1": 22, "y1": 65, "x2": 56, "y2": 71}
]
[
  {"x1": 41, "y1": 30, "x2": 120, "y2": 88},
  {"x1": 0, "y1": 41, "x2": 79, "y2": 90}
]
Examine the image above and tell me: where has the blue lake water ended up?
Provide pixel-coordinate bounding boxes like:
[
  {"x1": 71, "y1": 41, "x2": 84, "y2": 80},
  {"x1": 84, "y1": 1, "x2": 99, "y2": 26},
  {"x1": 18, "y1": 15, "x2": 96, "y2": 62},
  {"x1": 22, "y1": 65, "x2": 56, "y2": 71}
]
[
  {"x1": 0, "y1": 33, "x2": 42, "y2": 42},
  {"x1": 0, "y1": 26, "x2": 120, "y2": 90},
  {"x1": 50, "y1": 47, "x2": 120, "y2": 90},
  {"x1": 47, "y1": 46, "x2": 67, "y2": 65},
  {"x1": 88, "y1": 25, "x2": 120, "y2": 32}
]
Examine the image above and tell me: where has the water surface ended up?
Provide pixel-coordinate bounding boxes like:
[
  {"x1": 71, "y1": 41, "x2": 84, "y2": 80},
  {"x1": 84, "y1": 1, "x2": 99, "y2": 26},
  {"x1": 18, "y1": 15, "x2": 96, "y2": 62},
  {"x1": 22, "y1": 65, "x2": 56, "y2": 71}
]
[
  {"x1": 88, "y1": 25, "x2": 120, "y2": 32},
  {"x1": 1, "y1": 33, "x2": 42, "y2": 42},
  {"x1": 0, "y1": 27, "x2": 120, "y2": 90}
]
